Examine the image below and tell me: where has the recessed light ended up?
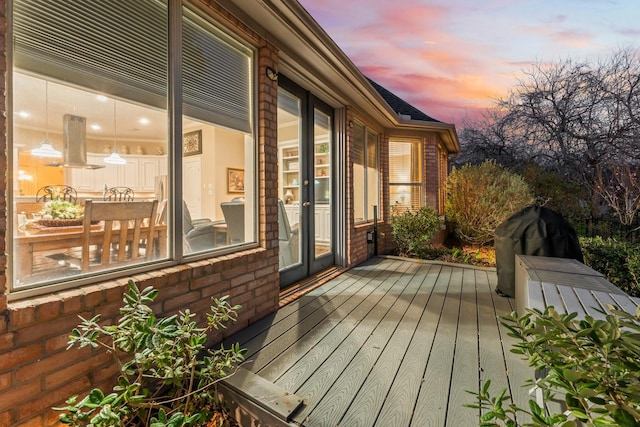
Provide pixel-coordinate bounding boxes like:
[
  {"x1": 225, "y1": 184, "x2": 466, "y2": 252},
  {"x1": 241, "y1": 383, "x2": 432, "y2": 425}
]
[
  {"x1": 96, "y1": 95, "x2": 108, "y2": 102},
  {"x1": 17, "y1": 111, "x2": 30, "y2": 118},
  {"x1": 90, "y1": 124, "x2": 102, "y2": 131},
  {"x1": 139, "y1": 117, "x2": 150, "y2": 125}
]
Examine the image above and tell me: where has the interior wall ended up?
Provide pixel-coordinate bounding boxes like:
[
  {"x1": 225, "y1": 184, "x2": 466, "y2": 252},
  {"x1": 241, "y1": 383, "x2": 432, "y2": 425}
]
[{"x1": 196, "y1": 124, "x2": 244, "y2": 221}]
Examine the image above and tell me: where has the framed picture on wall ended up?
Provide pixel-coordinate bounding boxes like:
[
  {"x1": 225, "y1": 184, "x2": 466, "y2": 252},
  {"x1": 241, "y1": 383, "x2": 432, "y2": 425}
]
[
  {"x1": 183, "y1": 130, "x2": 202, "y2": 156},
  {"x1": 227, "y1": 168, "x2": 245, "y2": 193}
]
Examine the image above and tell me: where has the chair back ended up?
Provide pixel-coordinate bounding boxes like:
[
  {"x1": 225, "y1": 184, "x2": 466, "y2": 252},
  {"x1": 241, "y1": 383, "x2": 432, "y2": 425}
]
[
  {"x1": 220, "y1": 201, "x2": 245, "y2": 244},
  {"x1": 81, "y1": 199, "x2": 158, "y2": 270},
  {"x1": 104, "y1": 187, "x2": 134, "y2": 201},
  {"x1": 36, "y1": 185, "x2": 77, "y2": 203}
]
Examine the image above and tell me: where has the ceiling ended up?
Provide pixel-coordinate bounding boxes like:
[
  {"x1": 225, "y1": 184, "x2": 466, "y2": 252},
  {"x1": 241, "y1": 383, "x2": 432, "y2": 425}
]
[{"x1": 13, "y1": 73, "x2": 169, "y2": 145}]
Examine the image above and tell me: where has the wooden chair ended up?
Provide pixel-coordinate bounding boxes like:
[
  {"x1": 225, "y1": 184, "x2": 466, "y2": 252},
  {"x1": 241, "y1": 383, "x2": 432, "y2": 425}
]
[
  {"x1": 103, "y1": 186, "x2": 134, "y2": 201},
  {"x1": 81, "y1": 199, "x2": 158, "y2": 270},
  {"x1": 36, "y1": 185, "x2": 77, "y2": 203}
]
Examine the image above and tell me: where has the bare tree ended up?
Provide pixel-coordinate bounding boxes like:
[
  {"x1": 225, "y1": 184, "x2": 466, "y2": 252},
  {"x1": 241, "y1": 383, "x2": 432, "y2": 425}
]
[
  {"x1": 457, "y1": 47, "x2": 640, "y2": 222},
  {"x1": 594, "y1": 163, "x2": 640, "y2": 234}
]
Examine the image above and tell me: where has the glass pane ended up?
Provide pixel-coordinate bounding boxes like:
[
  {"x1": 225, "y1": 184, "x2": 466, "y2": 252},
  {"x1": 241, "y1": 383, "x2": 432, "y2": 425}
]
[
  {"x1": 352, "y1": 123, "x2": 365, "y2": 222},
  {"x1": 182, "y1": 9, "x2": 254, "y2": 255},
  {"x1": 13, "y1": 78, "x2": 169, "y2": 288},
  {"x1": 389, "y1": 140, "x2": 422, "y2": 213},
  {"x1": 314, "y1": 109, "x2": 331, "y2": 258},
  {"x1": 366, "y1": 130, "x2": 379, "y2": 220},
  {"x1": 277, "y1": 89, "x2": 302, "y2": 270}
]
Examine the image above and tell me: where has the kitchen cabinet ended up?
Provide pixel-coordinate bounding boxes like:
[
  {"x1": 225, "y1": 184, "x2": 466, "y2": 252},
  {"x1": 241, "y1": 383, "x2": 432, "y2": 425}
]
[{"x1": 68, "y1": 154, "x2": 167, "y2": 194}]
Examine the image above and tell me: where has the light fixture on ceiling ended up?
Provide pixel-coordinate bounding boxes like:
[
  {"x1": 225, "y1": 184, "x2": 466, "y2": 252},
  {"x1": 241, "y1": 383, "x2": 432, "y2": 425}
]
[
  {"x1": 104, "y1": 100, "x2": 127, "y2": 165},
  {"x1": 31, "y1": 81, "x2": 62, "y2": 158}
]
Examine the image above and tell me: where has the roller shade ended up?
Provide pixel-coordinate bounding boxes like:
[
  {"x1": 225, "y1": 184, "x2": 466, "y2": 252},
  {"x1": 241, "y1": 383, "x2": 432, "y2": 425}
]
[
  {"x1": 14, "y1": 0, "x2": 169, "y2": 108},
  {"x1": 13, "y1": 1, "x2": 252, "y2": 133},
  {"x1": 183, "y1": 8, "x2": 252, "y2": 133}
]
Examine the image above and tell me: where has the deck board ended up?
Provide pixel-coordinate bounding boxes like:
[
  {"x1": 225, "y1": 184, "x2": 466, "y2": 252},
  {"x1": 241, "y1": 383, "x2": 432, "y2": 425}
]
[{"x1": 222, "y1": 257, "x2": 541, "y2": 427}]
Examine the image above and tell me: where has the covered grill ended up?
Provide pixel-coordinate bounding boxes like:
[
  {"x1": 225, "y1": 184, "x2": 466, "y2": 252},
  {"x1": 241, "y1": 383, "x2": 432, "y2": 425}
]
[{"x1": 494, "y1": 205, "x2": 583, "y2": 297}]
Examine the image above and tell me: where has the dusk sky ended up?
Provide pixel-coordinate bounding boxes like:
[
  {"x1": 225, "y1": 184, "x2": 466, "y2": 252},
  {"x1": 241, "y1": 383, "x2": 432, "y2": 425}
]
[{"x1": 298, "y1": 0, "x2": 640, "y2": 126}]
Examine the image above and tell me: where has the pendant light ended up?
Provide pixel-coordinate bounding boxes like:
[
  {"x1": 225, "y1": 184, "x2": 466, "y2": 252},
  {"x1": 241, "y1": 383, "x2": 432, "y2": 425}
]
[
  {"x1": 31, "y1": 81, "x2": 62, "y2": 158},
  {"x1": 104, "y1": 99, "x2": 127, "y2": 165}
]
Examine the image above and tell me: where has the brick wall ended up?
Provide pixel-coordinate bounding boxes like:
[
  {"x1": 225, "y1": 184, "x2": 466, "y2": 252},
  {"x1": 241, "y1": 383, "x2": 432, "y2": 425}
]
[{"x1": 0, "y1": 2, "x2": 283, "y2": 425}]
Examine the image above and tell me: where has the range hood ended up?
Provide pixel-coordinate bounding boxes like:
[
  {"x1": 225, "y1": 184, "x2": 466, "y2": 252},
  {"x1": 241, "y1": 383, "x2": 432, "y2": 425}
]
[{"x1": 46, "y1": 114, "x2": 105, "y2": 169}]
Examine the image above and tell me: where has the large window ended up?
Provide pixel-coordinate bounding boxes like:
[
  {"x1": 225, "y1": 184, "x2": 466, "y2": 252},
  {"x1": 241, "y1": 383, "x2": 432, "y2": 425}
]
[
  {"x1": 11, "y1": 1, "x2": 255, "y2": 293},
  {"x1": 389, "y1": 139, "x2": 423, "y2": 212},
  {"x1": 353, "y1": 122, "x2": 379, "y2": 223}
]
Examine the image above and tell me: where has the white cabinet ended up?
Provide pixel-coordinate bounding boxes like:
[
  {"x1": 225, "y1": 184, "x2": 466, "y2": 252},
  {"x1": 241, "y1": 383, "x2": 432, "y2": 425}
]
[
  {"x1": 314, "y1": 203, "x2": 331, "y2": 244},
  {"x1": 68, "y1": 154, "x2": 166, "y2": 193}
]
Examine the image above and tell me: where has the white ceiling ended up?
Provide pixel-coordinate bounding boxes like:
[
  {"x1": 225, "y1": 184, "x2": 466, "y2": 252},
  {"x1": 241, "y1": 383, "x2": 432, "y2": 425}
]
[{"x1": 13, "y1": 73, "x2": 168, "y2": 144}]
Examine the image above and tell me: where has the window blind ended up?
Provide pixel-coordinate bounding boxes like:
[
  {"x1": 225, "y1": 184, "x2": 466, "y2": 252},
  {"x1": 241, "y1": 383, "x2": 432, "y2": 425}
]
[
  {"x1": 13, "y1": 1, "x2": 253, "y2": 133},
  {"x1": 14, "y1": 0, "x2": 169, "y2": 108},
  {"x1": 183, "y1": 8, "x2": 252, "y2": 133}
]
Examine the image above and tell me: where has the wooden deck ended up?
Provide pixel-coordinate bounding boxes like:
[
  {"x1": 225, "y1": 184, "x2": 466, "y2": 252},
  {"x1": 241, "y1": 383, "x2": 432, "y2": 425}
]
[{"x1": 223, "y1": 256, "x2": 535, "y2": 427}]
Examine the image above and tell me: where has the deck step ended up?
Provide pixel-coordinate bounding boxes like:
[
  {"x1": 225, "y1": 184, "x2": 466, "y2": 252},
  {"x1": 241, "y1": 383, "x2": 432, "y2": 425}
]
[{"x1": 221, "y1": 367, "x2": 304, "y2": 423}]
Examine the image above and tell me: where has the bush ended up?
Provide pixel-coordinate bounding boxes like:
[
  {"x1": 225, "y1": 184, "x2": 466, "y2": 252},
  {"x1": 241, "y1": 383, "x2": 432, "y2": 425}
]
[
  {"x1": 55, "y1": 280, "x2": 245, "y2": 426},
  {"x1": 580, "y1": 236, "x2": 640, "y2": 297},
  {"x1": 520, "y1": 163, "x2": 590, "y2": 227},
  {"x1": 446, "y1": 160, "x2": 534, "y2": 245},
  {"x1": 467, "y1": 306, "x2": 640, "y2": 426},
  {"x1": 391, "y1": 206, "x2": 441, "y2": 258}
]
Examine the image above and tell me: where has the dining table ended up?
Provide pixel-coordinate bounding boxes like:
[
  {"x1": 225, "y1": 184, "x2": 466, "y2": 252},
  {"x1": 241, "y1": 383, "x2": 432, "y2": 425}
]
[{"x1": 16, "y1": 222, "x2": 167, "y2": 281}]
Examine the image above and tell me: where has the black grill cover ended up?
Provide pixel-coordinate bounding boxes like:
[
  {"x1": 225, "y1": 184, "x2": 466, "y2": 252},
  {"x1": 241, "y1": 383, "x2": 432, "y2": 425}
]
[{"x1": 494, "y1": 205, "x2": 583, "y2": 297}]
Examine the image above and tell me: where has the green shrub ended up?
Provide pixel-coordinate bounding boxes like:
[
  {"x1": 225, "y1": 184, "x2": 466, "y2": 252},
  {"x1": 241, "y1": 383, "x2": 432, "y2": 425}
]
[
  {"x1": 580, "y1": 236, "x2": 640, "y2": 297},
  {"x1": 446, "y1": 160, "x2": 534, "y2": 245},
  {"x1": 55, "y1": 280, "x2": 245, "y2": 426},
  {"x1": 467, "y1": 306, "x2": 640, "y2": 426},
  {"x1": 391, "y1": 206, "x2": 441, "y2": 258}
]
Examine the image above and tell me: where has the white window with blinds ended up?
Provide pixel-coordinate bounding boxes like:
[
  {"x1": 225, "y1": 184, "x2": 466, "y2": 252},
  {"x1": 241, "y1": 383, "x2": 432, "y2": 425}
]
[
  {"x1": 389, "y1": 139, "x2": 423, "y2": 212},
  {"x1": 353, "y1": 122, "x2": 379, "y2": 223}
]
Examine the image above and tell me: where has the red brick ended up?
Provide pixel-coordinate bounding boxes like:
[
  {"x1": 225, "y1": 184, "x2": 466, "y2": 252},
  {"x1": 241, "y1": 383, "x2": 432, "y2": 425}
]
[
  {"x1": 18, "y1": 377, "x2": 91, "y2": 420},
  {"x1": 45, "y1": 333, "x2": 71, "y2": 353},
  {"x1": 162, "y1": 290, "x2": 202, "y2": 312},
  {"x1": 0, "y1": 410, "x2": 13, "y2": 427},
  {"x1": 0, "y1": 330, "x2": 14, "y2": 351},
  {"x1": 0, "y1": 380, "x2": 42, "y2": 412},
  {"x1": 16, "y1": 315, "x2": 80, "y2": 345},
  {"x1": 16, "y1": 347, "x2": 86, "y2": 383},
  {"x1": 0, "y1": 342, "x2": 42, "y2": 370},
  {"x1": 14, "y1": 414, "x2": 43, "y2": 427},
  {"x1": 57, "y1": 290, "x2": 83, "y2": 314},
  {"x1": 36, "y1": 298, "x2": 62, "y2": 322},
  {"x1": 0, "y1": 371, "x2": 11, "y2": 391},
  {"x1": 45, "y1": 352, "x2": 111, "y2": 389},
  {"x1": 9, "y1": 302, "x2": 36, "y2": 327}
]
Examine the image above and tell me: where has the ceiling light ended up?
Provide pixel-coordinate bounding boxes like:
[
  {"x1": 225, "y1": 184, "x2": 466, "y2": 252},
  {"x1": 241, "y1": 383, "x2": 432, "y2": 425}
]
[
  {"x1": 104, "y1": 100, "x2": 127, "y2": 165},
  {"x1": 91, "y1": 124, "x2": 101, "y2": 131},
  {"x1": 17, "y1": 111, "x2": 30, "y2": 119},
  {"x1": 96, "y1": 95, "x2": 108, "y2": 102},
  {"x1": 31, "y1": 81, "x2": 62, "y2": 158},
  {"x1": 139, "y1": 117, "x2": 150, "y2": 125}
]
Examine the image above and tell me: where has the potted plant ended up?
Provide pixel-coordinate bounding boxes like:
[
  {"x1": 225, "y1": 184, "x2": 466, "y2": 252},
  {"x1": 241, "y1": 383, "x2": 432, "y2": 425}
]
[{"x1": 55, "y1": 280, "x2": 245, "y2": 426}]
